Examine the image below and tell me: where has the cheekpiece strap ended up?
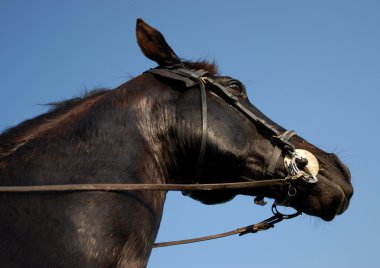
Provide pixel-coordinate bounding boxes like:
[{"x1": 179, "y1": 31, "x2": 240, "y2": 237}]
[
  {"x1": 266, "y1": 130, "x2": 297, "y2": 176},
  {"x1": 148, "y1": 66, "x2": 210, "y2": 188}
]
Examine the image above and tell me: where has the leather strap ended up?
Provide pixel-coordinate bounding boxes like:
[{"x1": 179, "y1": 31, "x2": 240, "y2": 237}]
[
  {"x1": 147, "y1": 67, "x2": 299, "y2": 181},
  {"x1": 266, "y1": 130, "x2": 297, "y2": 176},
  {"x1": 194, "y1": 77, "x2": 207, "y2": 181},
  {"x1": 153, "y1": 203, "x2": 301, "y2": 248},
  {"x1": 147, "y1": 67, "x2": 209, "y2": 183},
  {"x1": 0, "y1": 179, "x2": 288, "y2": 193},
  {"x1": 147, "y1": 68, "x2": 198, "y2": 88}
]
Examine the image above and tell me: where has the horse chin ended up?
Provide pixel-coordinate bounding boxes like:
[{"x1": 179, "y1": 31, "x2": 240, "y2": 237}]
[
  {"x1": 185, "y1": 191, "x2": 237, "y2": 205},
  {"x1": 293, "y1": 175, "x2": 351, "y2": 221}
]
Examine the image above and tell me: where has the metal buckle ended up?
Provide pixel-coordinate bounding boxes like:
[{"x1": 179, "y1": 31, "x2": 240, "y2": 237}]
[{"x1": 284, "y1": 149, "x2": 319, "y2": 184}]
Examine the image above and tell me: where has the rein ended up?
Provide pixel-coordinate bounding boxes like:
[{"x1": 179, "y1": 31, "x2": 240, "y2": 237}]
[
  {"x1": 0, "y1": 178, "x2": 301, "y2": 248},
  {"x1": 153, "y1": 203, "x2": 301, "y2": 248},
  {"x1": 0, "y1": 178, "x2": 288, "y2": 193}
]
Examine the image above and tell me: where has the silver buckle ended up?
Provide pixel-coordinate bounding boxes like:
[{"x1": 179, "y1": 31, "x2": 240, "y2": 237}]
[{"x1": 284, "y1": 149, "x2": 319, "y2": 184}]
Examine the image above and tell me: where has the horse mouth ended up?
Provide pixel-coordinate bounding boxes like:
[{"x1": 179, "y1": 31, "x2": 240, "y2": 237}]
[
  {"x1": 292, "y1": 173, "x2": 352, "y2": 221},
  {"x1": 336, "y1": 185, "x2": 350, "y2": 215}
]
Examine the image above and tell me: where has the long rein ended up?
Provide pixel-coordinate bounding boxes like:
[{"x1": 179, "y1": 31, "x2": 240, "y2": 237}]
[{"x1": 0, "y1": 177, "x2": 300, "y2": 248}]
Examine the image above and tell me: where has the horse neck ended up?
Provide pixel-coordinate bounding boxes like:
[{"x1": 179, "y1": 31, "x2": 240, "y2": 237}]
[{"x1": 0, "y1": 77, "x2": 177, "y2": 267}]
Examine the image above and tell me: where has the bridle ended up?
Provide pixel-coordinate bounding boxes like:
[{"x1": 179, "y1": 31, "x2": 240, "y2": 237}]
[
  {"x1": 0, "y1": 66, "x2": 320, "y2": 248},
  {"x1": 147, "y1": 66, "x2": 319, "y2": 187}
]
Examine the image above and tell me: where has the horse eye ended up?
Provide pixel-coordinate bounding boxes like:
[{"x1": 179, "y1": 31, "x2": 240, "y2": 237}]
[
  {"x1": 227, "y1": 80, "x2": 246, "y2": 98},
  {"x1": 228, "y1": 82, "x2": 241, "y2": 91},
  {"x1": 228, "y1": 81, "x2": 242, "y2": 91}
]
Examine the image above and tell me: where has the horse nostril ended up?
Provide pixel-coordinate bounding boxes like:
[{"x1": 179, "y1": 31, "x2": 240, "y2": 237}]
[{"x1": 330, "y1": 153, "x2": 351, "y2": 181}]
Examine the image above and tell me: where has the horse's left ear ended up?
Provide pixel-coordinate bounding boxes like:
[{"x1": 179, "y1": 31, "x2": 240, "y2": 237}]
[{"x1": 136, "y1": 18, "x2": 181, "y2": 66}]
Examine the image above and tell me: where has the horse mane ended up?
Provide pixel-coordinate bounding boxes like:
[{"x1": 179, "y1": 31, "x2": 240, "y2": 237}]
[
  {"x1": 0, "y1": 89, "x2": 109, "y2": 158},
  {"x1": 0, "y1": 60, "x2": 218, "y2": 158}
]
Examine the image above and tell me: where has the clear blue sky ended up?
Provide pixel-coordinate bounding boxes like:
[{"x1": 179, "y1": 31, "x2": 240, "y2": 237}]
[{"x1": 1, "y1": 1, "x2": 379, "y2": 267}]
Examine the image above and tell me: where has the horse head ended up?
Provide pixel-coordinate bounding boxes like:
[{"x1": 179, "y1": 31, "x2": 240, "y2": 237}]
[{"x1": 136, "y1": 18, "x2": 353, "y2": 221}]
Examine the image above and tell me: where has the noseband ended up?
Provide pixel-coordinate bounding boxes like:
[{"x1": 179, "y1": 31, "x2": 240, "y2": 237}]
[{"x1": 0, "y1": 66, "x2": 320, "y2": 248}]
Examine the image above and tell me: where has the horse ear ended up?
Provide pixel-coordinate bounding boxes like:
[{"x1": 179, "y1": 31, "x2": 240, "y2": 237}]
[{"x1": 136, "y1": 18, "x2": 181, "y2": 66}]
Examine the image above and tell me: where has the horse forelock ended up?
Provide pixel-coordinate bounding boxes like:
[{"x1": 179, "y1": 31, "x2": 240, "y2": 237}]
[
  {"x1": 183, "y1": 60, "x2": 219, "y2": 76},
  {"x1": 0, "y1": 89, "x2": 110, "y2": 158}
]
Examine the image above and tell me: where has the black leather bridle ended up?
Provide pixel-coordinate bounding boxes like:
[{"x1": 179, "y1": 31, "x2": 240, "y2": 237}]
[{"x1": 147, "y1": 66, "x2": 318, "y2": 186}]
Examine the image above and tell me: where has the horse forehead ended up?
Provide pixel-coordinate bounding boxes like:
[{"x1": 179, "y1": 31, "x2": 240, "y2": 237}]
[{"x1": 214, "y1": 75, "x2": 235, "y2": 83}]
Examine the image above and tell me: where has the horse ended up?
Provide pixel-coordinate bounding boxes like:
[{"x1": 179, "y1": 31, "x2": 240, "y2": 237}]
[{"x1": 0, "y1": 18, "x2": 353, "y2": 268}]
